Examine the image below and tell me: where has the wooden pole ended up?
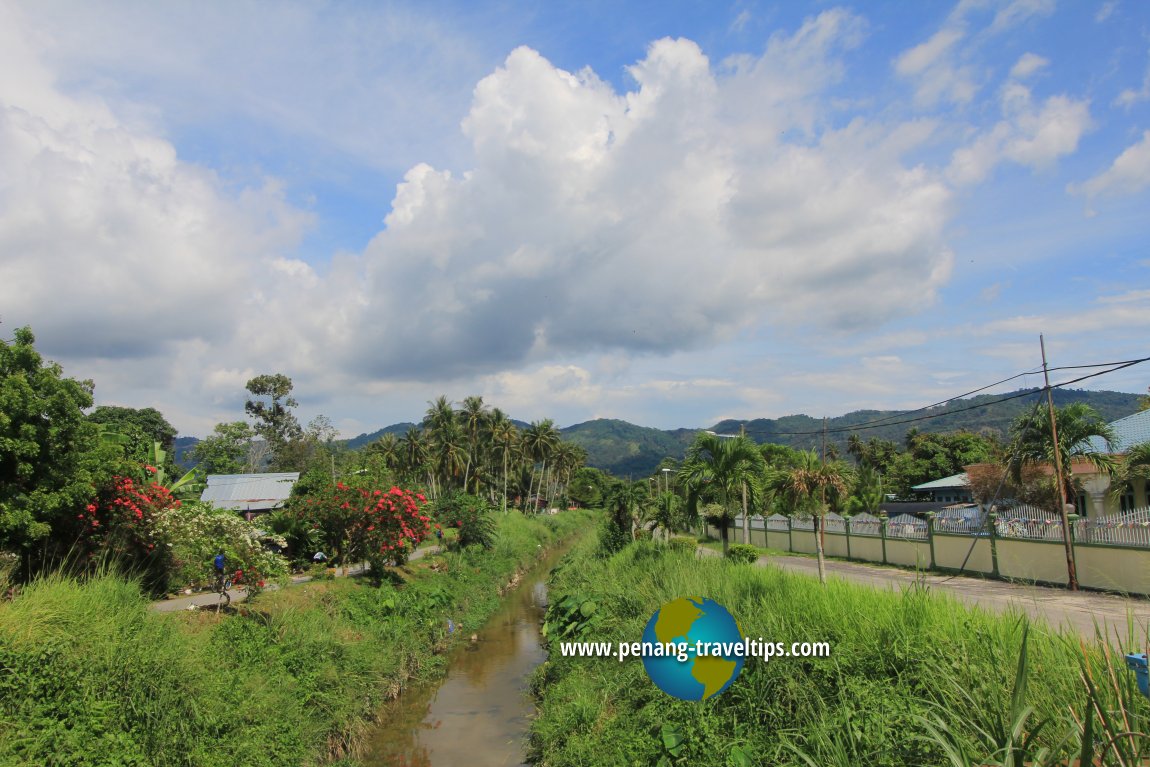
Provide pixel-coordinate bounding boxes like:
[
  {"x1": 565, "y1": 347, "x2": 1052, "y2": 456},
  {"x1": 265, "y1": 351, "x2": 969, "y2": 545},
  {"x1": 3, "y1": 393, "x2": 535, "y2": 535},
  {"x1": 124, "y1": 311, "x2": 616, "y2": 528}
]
[{"x1": 1041, "y1": 334, "x2": 1078, "y2": 591}]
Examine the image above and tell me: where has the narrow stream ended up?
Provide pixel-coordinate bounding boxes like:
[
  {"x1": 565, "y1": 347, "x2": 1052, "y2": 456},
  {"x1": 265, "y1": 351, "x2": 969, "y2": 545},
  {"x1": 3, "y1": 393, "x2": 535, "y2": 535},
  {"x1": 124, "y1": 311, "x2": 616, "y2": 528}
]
[{"x1": 360, "y1": 550, "x2": 562, "y2": 767}]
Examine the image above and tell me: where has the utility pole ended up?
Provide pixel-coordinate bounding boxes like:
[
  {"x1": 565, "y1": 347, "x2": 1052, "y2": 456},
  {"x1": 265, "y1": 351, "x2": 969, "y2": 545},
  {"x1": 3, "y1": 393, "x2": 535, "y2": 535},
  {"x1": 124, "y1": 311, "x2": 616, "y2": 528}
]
[
  {"x1": 1042, "y1": 334, "x2": 1078, "y2": 591},
  {"x1": 740, "y1": 424, "x2": 749, "y2": 545}
]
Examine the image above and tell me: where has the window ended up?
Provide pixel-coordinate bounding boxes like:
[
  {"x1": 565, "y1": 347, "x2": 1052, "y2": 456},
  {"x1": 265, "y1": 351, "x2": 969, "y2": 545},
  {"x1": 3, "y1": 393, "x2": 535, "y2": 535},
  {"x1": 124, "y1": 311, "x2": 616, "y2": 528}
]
[
  {"x1": 1074, "y1": 492, "x2": 1087, "y2": 516},
  {"x1": 1120, "y1": 485, "x2": 1137, "y2": 513}
]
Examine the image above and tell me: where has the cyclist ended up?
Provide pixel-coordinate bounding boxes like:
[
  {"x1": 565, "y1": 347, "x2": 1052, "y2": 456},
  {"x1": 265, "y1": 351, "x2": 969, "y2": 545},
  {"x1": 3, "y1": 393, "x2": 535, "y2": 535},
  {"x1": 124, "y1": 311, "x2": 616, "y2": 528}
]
[{"x1": 212, "y1": 551, "x2": 226, "y2": 590}]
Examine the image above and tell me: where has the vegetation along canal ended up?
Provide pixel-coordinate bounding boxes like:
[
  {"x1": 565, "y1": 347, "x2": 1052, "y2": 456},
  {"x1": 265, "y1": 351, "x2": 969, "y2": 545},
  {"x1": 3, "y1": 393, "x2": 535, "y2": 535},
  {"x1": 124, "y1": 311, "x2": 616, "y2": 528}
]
[{"x1": 361, "y1": 543, "x2": 568, "y2": 767}]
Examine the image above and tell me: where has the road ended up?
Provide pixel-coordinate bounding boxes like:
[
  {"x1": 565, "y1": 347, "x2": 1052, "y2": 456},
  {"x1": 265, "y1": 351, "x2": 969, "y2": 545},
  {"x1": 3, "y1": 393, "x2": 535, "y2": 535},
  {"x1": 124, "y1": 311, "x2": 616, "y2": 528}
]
[{"x1": 700, "y1": 547, "x2": 1150, "y2": 644}]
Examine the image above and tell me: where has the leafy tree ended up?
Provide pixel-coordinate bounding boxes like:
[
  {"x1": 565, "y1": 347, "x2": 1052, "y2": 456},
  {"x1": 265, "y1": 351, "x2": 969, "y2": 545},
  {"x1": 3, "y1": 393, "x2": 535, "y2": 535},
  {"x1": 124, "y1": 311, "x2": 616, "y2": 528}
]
[
  {"x1": 887, "y1": 431, "x2": 998, "y2": 497},
  {"x1": 190, "y1": 421, "x2": 259, "y2": 475},
  {"x1": 244, "y1": 373, "x2": 302, "y2": 467},
  {"x1": 86, "y1": 405, "x2": 179, "y2": 474},
  {"x1": 678, "y1": 433, "x2": 764, "y2": 555},
  {"x1": 0, "y1": 327, "x2": 121, "y2": 570}
]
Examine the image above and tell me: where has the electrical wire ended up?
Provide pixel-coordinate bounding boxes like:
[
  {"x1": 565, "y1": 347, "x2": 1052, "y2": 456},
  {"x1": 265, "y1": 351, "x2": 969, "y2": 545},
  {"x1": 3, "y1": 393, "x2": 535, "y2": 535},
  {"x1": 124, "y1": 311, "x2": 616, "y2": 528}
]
[{"x1": 729, "y1": 354, "x2": 1150, "y2": 439}]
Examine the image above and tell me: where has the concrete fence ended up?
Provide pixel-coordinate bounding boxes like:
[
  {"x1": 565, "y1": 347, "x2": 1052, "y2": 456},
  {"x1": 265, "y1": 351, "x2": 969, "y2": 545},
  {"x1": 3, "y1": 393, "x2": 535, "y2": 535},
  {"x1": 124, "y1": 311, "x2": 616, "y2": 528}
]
[{"x1": 705, "y1": 510, "x2": 1150, "y2": 596}]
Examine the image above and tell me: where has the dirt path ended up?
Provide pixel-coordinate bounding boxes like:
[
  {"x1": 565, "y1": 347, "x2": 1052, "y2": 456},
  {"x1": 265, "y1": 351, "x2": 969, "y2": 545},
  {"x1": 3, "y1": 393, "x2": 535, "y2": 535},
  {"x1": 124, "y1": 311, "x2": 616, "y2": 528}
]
[{"x1": 150, "y1": 545, "x2": 441, "y2": 613}]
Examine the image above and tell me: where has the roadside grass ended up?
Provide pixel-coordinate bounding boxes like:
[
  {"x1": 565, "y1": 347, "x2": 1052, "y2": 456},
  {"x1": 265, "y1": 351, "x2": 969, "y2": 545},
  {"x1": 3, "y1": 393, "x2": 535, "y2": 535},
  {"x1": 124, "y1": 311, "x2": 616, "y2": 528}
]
[
  {"x1": 0, "y1": 510, "x2": 594, "y2": 767},
  {"x1": 530, "y1": 538, "x2": 1149, "y2": 767}
]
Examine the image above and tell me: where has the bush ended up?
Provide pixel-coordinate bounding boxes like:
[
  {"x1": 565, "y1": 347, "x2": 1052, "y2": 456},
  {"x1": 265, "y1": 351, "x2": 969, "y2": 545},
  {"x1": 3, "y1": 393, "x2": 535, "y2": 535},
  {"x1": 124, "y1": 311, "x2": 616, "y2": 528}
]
[
  {"x1": 596, "y1": 515, "x2": 630, "y2": 558},
  {"x1": 725, "y1": 543, "x2": 759, "y2": 565},
  {"x1": 667, "y1": 537, "x2": 696, "y2": 555},
  {"x1": 433, "y1": 492, "x2": 497, "y2": 549}
]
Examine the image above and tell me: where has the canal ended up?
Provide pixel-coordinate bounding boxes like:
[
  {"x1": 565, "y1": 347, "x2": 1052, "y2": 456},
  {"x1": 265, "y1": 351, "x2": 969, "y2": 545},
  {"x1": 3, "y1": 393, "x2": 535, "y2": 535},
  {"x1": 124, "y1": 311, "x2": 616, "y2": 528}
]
[{"x1": 361, "y1": 547, "x2": 562, "y2": 767}]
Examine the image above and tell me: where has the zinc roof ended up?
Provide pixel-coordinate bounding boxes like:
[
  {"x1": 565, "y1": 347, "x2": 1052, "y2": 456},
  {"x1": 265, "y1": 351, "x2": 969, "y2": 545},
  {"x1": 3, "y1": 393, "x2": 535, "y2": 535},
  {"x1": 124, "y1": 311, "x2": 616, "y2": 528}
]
[{"x1": 201, "y1": 472, "x2": 300, "y2": 512}]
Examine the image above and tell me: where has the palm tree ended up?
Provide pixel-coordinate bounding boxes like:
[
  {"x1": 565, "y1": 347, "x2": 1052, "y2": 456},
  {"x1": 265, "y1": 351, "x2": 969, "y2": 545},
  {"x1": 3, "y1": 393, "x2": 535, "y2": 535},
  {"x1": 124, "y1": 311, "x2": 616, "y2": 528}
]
[
  {"x1": 521, "y1": 419, "x2": 560, "y2": 512},
  {"x1": 459, "y1": 395, "x2": 489, "y2": 493},
  {"x1": 678, "y1": 433, "x2": 764, "y2": 555},
  {"x1": 1007, "y1": 402, "x2": 1117, "y2": 507},
  {"x1": 488, "y1": 409, "x2": 518, "y2": 513},
  {"x1": 400, "y1": 427, "x2": 430, "y2": 492},
  {"x1": 770, "y1": 449, "x2": 850, "y2": 584}
]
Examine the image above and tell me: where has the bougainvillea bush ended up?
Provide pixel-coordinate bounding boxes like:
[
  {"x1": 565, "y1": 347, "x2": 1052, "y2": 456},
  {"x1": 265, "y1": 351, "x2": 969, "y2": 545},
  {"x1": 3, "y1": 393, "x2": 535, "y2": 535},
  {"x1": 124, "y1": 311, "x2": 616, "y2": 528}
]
[
  {"x1": 77, "y1": 469, "x2": 287, "y2": 594},
  {"x1": 433, "y1": 492, "x2": 498, "y2": 550},
  {"x1": 300, "y1": 482, "x2": 432, "y2": 573}
]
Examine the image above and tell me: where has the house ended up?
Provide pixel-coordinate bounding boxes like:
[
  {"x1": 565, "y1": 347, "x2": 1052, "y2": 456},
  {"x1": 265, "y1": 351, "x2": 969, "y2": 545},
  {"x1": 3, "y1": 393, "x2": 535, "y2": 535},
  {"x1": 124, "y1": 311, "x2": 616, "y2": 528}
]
[
  {"x1": 200, "y1": 472, "x2": 300, "y2": 520},
  {"x1": 1073, "y1": 408, "x2": 1150, "y2": 517},
  {"x1": 910, "y1": 473, "x2": 974, "y2": 504},
  {"x1": 911, "y1": 408, "x2": 1150, "y2": 519}
]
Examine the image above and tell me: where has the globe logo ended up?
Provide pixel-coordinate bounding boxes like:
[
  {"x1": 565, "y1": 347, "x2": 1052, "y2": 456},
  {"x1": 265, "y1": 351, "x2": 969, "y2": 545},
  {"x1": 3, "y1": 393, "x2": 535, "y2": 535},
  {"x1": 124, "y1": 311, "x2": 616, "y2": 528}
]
[{"x1": 641, "y1": 596, "x2": 745, "y2": 701}]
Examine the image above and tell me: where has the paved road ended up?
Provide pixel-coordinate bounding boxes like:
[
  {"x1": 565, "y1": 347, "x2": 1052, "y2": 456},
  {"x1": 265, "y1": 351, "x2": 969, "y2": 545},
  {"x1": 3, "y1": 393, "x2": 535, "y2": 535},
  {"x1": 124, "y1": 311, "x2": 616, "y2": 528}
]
[
  {"x1": 151, "y1": 546, "x2": 441, "y2": 613},
  {"x1": 700, "y1": 547, "x2": 1150, "y2": 644}
]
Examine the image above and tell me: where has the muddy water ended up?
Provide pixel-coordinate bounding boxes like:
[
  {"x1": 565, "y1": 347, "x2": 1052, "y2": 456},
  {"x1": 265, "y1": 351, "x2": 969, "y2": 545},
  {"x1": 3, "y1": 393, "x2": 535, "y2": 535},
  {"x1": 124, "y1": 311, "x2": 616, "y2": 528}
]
[{"x1": 360, "y1": 551, "x2": 561, "y2": 767}]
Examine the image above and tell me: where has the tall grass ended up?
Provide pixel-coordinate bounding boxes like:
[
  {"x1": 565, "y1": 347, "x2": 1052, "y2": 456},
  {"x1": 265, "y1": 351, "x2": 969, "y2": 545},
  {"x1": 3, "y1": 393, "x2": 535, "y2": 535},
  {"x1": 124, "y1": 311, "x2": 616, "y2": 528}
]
[
  {"x1": 529, "y1": 540, "x2": 1150, "y2": 766},
  {"x1": 0, "y1": 510, "x2": 594, "y2": 767}
]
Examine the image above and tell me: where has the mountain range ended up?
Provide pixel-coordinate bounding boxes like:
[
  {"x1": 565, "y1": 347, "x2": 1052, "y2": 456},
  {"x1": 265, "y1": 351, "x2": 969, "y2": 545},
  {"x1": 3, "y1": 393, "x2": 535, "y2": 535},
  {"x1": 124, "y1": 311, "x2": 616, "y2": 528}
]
[{"x1": 340, "y1": 387, "x2": 1144, "y2": 478}]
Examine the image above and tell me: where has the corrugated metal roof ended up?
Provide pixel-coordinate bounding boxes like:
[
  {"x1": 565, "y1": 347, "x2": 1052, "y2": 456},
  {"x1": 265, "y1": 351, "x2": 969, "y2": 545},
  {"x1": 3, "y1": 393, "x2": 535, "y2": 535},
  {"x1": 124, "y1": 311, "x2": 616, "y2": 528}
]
[
  {"x1": 201, "y1": 472, "x2": 300, "y2": 512},
  {"x1": 911, "y1": 473, "x2": 969, "y2": 491},
  {"x1": 1086, "y1": 409, "x2": 1150, "y2": 454}
]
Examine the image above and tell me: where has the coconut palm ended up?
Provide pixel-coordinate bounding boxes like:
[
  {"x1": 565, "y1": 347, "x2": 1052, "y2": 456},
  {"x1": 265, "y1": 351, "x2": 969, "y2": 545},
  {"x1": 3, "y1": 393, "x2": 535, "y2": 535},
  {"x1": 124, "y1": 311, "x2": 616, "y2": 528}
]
[
  {"x1": 521, "y1": 419, "x2": 560, "y2": 512},
  {"x1": 770, "y1": 449, "x2": 851, "y2": 584},
  {"x1": 1007, "y1": 402, "x2": 1117, "y2": 506},
  {"x1": 678, "y1": 433, "x2": 764, "y2": 555},
  {"x1": 459, "y1": 395, "x2": 489, "y2": 493},
  {"x1": 488, "y1": 409, "x2": 519, "y2": 513}
]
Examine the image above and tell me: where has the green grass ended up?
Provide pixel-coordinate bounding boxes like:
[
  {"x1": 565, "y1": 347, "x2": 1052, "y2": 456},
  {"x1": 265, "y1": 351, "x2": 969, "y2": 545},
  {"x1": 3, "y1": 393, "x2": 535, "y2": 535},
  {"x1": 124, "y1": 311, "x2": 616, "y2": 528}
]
[
  {"x1": 0, "y1": 510, "x2": 595, "y2": 767},
  {"x1": 529, "y1": 538, "x2": 1150, "y2": 766}
]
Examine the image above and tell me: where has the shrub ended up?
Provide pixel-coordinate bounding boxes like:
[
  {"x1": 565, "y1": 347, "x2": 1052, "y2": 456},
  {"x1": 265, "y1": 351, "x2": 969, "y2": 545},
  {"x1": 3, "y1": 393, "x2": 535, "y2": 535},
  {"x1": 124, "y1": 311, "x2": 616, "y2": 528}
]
[
  {"x1": 596, "y1": 515, "x2": 630, "y2": 557},
  {"x1": 725, "y1": 543, "x2": 759, "y2": 565},
  {"x1": 433, "y1": 492, "x2": 497, "y2": 549},
  {"x1": 667, "y1": 537, "x2": 696, "y2": 555}
]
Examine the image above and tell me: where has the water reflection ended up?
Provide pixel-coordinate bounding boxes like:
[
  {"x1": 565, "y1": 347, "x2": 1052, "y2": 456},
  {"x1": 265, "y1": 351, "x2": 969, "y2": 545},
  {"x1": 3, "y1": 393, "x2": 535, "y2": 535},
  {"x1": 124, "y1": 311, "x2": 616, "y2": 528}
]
[{"x1": 362, "y1": 555, "x2": 558, "y2": 767}]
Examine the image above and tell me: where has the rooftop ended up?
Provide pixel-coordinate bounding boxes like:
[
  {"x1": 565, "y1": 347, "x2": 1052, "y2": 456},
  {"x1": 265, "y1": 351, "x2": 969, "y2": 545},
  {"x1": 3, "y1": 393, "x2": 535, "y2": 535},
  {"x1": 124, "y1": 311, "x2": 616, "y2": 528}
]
[{"x1": 201, "y1": 472, "x2": 300, "y2": 512}]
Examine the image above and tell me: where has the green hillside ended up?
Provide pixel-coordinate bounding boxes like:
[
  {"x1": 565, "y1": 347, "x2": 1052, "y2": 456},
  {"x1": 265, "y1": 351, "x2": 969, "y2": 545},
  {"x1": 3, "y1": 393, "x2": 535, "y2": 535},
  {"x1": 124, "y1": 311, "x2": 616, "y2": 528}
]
[{"x1": 185, "y1": 388, "x2": 1143, "y2": 477}]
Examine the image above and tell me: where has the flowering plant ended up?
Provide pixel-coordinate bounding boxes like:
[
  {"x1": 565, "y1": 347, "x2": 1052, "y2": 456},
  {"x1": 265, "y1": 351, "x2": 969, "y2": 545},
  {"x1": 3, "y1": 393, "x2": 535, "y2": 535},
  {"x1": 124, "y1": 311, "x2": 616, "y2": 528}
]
[{"x1": 301, "y1": 482, "x2": 430, "y2": 570}]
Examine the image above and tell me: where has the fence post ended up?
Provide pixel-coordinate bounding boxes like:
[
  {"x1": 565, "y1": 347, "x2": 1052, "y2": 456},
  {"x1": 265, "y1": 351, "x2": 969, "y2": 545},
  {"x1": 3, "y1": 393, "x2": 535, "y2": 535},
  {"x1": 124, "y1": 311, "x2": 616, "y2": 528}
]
[
  {"x1": 879, "y1": 512, "x2": 888, "y2": 565},
  {"x1": 843, "y1": 513, "x2": 852, "y2": 561},
  {"x1": 787, "y1": 516, "x2": 794, "y2": 553},
  {"x1": 988, "y1": 510, "x2": 1000, "y2": 579},
  {"x1": 926, "y1": 511, "x2": 937, "y2": 571},
  {"x1": 1067, "y1": 513, "x2": 1080, "y2": 543}
]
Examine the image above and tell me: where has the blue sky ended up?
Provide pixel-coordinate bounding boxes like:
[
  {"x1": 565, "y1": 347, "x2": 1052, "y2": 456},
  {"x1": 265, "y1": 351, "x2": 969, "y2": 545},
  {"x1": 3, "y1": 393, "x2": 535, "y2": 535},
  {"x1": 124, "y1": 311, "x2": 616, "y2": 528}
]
[{"x1": 1, "y1": 0, "x2": 1148, "y2": 438}]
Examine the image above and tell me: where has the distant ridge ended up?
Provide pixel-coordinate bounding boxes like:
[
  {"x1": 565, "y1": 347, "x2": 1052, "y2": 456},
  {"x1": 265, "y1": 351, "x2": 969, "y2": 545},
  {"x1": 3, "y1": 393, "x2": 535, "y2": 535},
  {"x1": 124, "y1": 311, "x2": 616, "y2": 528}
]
[{"x1": 182, "y1": 388, "x2": 1144, "y2": 478}]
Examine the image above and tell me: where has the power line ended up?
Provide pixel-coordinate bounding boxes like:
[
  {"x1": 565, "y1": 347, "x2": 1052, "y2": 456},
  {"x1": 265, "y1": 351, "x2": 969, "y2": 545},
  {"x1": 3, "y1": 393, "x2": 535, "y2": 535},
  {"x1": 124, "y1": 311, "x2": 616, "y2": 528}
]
[{"x1": 730, "y1": 355, "x2": 1150, "y2": 439}]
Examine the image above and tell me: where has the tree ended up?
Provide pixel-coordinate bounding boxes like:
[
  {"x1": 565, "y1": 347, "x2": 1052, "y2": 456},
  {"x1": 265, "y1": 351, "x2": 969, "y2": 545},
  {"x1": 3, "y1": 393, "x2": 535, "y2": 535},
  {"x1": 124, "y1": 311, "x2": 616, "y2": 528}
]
[
  {"x1": 521, "y1": 419, "x2": 560, "y2": 512},
  {"x1": 190, "y1": 421, "x2": 259, "y2": 475},
  {"x1": 244, "y1": 373, "x2": 302, "y2": 467},
  {"x1": 770, "y1": 449, "x2": 851, "y2": 584},
  {"x1": 678, "y1": 433, "x2": 764, "y2": 555},
  {"x1": 1007, "y1": 402, "x2": 1116, "y2": 506},
  {"x1": 86, "y1": 405, "x2": 179, "y2": 473},
  {"x1": 0, "y1": 327, "x2": 120, "y2": 570}
]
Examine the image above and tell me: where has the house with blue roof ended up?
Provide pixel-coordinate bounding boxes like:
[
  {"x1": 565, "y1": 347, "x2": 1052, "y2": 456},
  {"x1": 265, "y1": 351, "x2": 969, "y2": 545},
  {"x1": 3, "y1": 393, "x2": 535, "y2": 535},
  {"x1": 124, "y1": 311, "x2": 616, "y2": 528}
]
[{"x1": 912, "y1": 408, "x2": 1150, "y2": 519}]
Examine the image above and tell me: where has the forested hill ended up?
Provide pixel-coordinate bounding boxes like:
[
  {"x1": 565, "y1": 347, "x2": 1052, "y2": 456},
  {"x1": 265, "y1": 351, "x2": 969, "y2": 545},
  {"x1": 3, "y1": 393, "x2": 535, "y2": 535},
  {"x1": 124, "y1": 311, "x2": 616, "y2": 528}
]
[
  {"x1": 565, "y1": 388, "x2": 1142, "y2": 477},
  {"x1": 317, "y1": 387, "x2": 1143, "y2": 478}
]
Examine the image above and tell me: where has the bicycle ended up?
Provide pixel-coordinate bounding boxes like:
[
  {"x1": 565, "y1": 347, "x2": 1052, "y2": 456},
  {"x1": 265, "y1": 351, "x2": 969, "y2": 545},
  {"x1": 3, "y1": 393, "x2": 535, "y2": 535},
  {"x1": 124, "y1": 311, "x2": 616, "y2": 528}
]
[{"x1": 211, "y1": 571, "x2": 234, "y2": 611}]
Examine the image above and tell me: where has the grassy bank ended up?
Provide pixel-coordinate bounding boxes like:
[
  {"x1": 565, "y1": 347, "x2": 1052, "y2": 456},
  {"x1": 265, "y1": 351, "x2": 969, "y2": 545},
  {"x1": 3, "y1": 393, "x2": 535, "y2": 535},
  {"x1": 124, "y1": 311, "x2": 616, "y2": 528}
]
[
  {"x1": 530, "y1": 538, "x2": 1149, "y2": 766},
  {"x1": 0, "y1": 510, "x2": 594, "y2": 767}
]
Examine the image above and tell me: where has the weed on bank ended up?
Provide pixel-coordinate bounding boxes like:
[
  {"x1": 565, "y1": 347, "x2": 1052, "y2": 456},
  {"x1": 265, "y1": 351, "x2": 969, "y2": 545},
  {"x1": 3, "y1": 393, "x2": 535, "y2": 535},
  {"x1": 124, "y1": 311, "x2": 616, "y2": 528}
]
[
  {"x1": 0, "y1": 510, "x2": 592, "y2": 767},
  {"x1": 529, "y1": 539, "x2": 1150, "y2": 766}
]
